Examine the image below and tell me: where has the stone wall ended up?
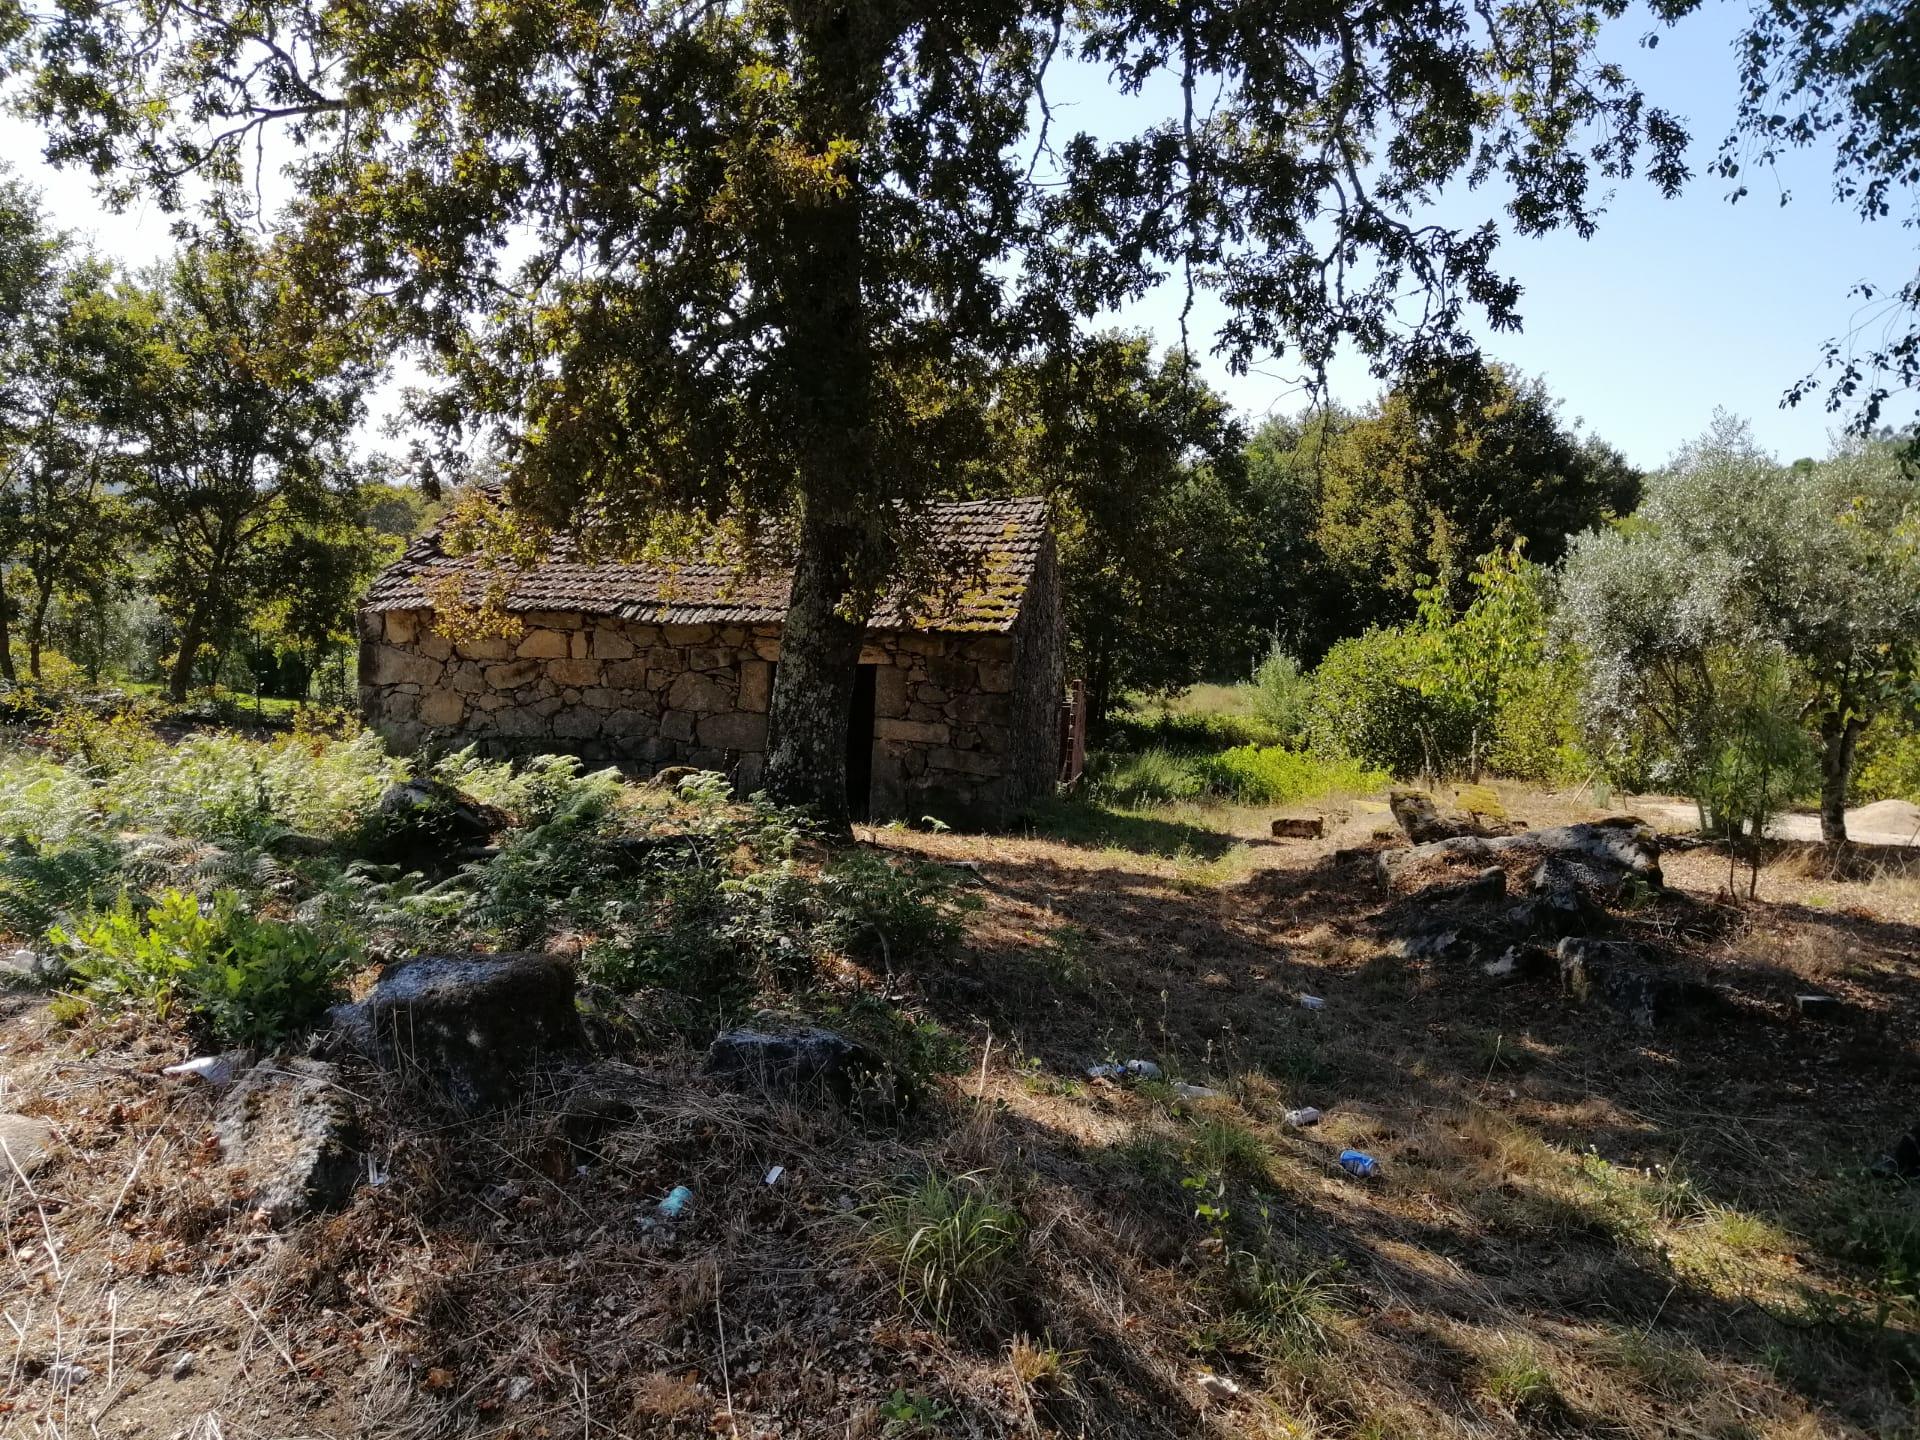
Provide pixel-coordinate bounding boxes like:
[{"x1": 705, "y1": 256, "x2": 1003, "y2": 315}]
[{"x1": 359, "y1": 608, "x2": 1040, "y2": 821}]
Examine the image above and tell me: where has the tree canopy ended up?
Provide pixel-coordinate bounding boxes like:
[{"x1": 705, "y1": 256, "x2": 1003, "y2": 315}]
[
  {"x1": 1560, "y1": 415, "x2": 1920, "y2": 846},
  {"x1": 16, "y1": 0, "x2": 1695, "y2": 814}
]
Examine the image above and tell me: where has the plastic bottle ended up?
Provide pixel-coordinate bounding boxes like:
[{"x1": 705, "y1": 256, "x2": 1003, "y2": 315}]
[
  {"x1": 1283, "y1": 1107, "x2": 1322, "y2": 1128},
  {"x1": 655, "y1": 1185, "x2": 693, "y2": 1220}
]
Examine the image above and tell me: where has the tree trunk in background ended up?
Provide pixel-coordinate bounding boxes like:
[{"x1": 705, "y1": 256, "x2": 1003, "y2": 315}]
[
  {"x1": 1818, "y1": 711, "x2": 1863, "y2": 849},
  {"x1": 763, "y1": 504, "x2": 868, "y2": 824},
  {"x1": 167, "y1": 604, "x2": 208, "y2": 702},
  {"x1": 0, "y1": 583, "x2": 16, "y2": 685}
]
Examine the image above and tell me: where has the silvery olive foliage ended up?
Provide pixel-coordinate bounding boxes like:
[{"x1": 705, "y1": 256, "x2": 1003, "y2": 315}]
[{"x1": 1560, "y1": 413, "x2": 1920, "y2": 842}]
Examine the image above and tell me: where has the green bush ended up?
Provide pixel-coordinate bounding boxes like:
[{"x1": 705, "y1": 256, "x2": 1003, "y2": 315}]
[
  {"x1": 1486, "y1": 649, "x2": 1592, "y2": 785},
  {"x1": 816, "y1": 850, "x2": 972, "y2": 967},
  {"x1": 56, "y1": 888, "x2": 351, "y2": 1046},
  {"x1": 1191, "y1": 745, "x2": 1385, "y2": 805},
  {"x1": 1249, "y1": 646, "x2": 1313, "y2": 744},
  {"x1": 1304, "y1": 627, "x2": 1475, "y2": 778},
  {"x1": 1853, "y1": 712, "x2": 1920, "y2": 804}
]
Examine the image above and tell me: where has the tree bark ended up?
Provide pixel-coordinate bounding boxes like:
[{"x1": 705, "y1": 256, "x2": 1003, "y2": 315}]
[
  {"x1": 762, "y1": 503, "x2": 868, "y2": 823},
  {"x1": 0, "y1": 577, "x2": 16, "y2": 686},
  {"x1": 1818, "y1": 710, "x2": 1863, "y2": 849},
  {"x1": 168, "y1": 604, "x2": 208, "y2": 702},
  {"x1": 757, "y1": 7, "x2": 886, "y2": 824}
]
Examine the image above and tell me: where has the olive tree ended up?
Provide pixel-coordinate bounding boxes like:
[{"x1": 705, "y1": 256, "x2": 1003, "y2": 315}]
[
  {"x1": 22, "y1": 0, "x2": 1691, "y2": 817},
  {"x1": 1561, "y1": 415, "x2": 1920, "y2": 846}
]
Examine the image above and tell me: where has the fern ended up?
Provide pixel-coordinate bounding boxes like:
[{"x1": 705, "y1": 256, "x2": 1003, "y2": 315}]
[{"x1": 0, "y1": 838, "x2": 124, "y2": 938}]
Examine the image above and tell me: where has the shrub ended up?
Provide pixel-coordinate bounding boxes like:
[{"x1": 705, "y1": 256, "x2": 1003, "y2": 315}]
[
  {"x1": 866, "y1": 1170, "x2": 1024, "y2": 1331},
  {"x1": 816, "y1": 851, "x2": 973, "y2": 966},
  {"x1": 1192, "y1": 744, "x2": 1385, "y2": 805},
  {"x1": 56, "y1": 888, "x2": 351, "y2": 1046},
  {"x1": 1106, "y1": 705, "x2": 1279, "y2": 753},
  {"x1": 1249, "y1": 645, "x2": 1314, "y2": 743},
  {"x1": 1305, "y1": 627, "x2": 1474, "y2": 778}
]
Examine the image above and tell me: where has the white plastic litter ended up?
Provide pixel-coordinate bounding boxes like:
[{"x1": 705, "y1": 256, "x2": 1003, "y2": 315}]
[
  {"x1": 1298, "y1": 995, "x2": 1325, "y2": 1011},
  {"x1": 1173, "y1": 1083, "x2": 1222, "y2": 1100},
  {"x1": 1197, "y1": 1373, "x2": 1240, "y2": 1402},
  {"x1": 764, "y1": 1165, "x2": 785, "y2": 1186},
  {"x1": 1283, "y1": 1107, "x2": 1323, "y2": 1127},
  {"x1": 171, "y1": 1352, "x2": 196, "y2": 1381},
  {"x1": 162, "y1": 1056, "x2": 234, "y2": 1085}
]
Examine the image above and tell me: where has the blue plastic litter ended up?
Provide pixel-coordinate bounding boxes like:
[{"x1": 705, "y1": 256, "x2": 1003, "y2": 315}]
[{"x1": 656, "y1": 1185, "x2": 693, "y2": 1219}]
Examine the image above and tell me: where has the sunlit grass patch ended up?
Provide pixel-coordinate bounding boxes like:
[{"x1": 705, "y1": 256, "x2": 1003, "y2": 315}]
[
  {"x1": 1477, "y1": 1336, "x2": 1561, "y2": 1417},
  {"x1": 864, "y1": 1169, "x2": 1025, "y2": 1332}
]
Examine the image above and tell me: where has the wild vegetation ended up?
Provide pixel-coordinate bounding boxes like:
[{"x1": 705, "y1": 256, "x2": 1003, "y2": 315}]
[{"x1": 2, "y1": 710, "x2": 1916, "y2": 1437}]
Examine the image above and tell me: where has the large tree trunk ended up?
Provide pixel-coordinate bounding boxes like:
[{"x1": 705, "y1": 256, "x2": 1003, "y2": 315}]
[
  {"x1": 167, "y1": 605, "x2": 209, "y2": 702},
  {"x1": 762, "y1": 504, "x2": 869, "y2": 822},
  {"x1": 1818, "y1": 711, "x2": 1864, "y2": 849},
  {"x1": 0, "y1": 578, "x2": 16, "y2": 686},
  {"x1": 758, "y1": 9, "x2": 885, "y2": 823}
]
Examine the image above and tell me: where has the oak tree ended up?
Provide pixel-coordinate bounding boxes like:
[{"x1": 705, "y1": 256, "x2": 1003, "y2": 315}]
[{"x1": 24, "y1": 0, "x2": 1689, "y2": 814}]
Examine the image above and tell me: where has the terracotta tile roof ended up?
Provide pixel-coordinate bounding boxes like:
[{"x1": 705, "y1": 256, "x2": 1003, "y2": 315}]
[{"x1": 363, "y1": 497, "x2": 1050, "y2": 633}]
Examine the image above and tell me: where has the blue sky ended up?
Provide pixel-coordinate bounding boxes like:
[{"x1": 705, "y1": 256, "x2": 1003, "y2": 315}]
[
  {"x1": 1049, "y1": 3, "x2": 1918, "y2": 467},
  {"x1": 0, "y1": 1, "x2": 1910, "y2": 471}
]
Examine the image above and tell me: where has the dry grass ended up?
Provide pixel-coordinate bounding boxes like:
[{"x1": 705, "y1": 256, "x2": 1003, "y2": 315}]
[{"x1": 4, "y1": 784, "x2": 1919, "y2": 1437}]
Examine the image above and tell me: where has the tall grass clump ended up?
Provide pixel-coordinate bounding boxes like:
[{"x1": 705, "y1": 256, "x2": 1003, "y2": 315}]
[
  {"x1": 1088, "y1": 747, "x2": 1206, "y2": 808},
  {"x1": 1192, "y1": 745, "x2": 1385, "y2": 805},
  {"x1": 1250, "y1": 645, "x2": 1313, "y2": 744},
  {"x1": 866, "y1": 1170, "x2": 1025, "y2": 1332}
]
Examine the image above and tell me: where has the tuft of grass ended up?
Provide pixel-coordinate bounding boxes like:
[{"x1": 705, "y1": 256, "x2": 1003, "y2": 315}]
[
  {"x1": 1089, "y1": 747, "x2": 1207, "y2": 808},
  {"x1": 1008, "y1": 1334, "x2": 1079, "y2": 1393},
  {"x1": 865, "y1": 1170, "x2": 1025, "y2": 1332},
  {"x1": 1189, "y1": 1115, "x2": 1273, "y2": 1181},
  {"x1": 1194, "y1": 1248, "x2": 1346, "y2": 1362},
  {"x1": 1601, "y1": 1326, "x2": 1707, "y2": 1396},
  {"x1": 1479, "y1": 1338, "x2": 1560, "y2": 1415}
]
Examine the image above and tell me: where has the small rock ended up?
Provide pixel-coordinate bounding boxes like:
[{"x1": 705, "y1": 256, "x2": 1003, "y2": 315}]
[
  {"x1": 214, "y1": 1058, "x2": 362, "y2": 1222},
  {"x1": 331, "y1": 953, "x2": 586, "y2": 1112},
  {"x1": 1557, "y1": 937, "x2": 1683, "y2": 1029},
  {"x1": 47, "y1": 1362, "x2": 90, "y2": 1387},
  {"x1": 170, "y1": 1352, "x2": 195, "y2": 1381},
  {"x1": 0, "y1": 1113, "x2": 56, "y2": 1177},
  {"x1": 0, "y1": 946, "x2": 63, "y2": 988},
  {"x1": 708, "y1": 1021, "x2": 878, "y2": 1100},
  {"x1": 364, "y1": 777, "x2": 506, "y2": 867},
  {"x1": 505, "y1": 1375, "x2": 535, "y2": 1403},
  {"x1": 1392, "y1": 928, "x2": 1474, "y2": 962},
  {"x1": 1270, "y1": 815, "x2": 1325, "y2": 840},
  {"x1": 1875, "y1": 1124, "x2": 1920, "y2": 1179},
  {"x1": 1197, "y1": 1372, "x2": 1241, "y2": 1403},
  {"x1": 1482, "y1": 945, "x2": 1554, "y2": 982},
  {"x1": 646, "y1": 764, "x2": 703, "y2": 791}
]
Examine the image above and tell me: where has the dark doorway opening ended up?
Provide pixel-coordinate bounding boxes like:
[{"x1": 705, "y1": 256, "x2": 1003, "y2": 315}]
[{"x1": 846, "y1": 663, "x2": 877, "y2": 819}]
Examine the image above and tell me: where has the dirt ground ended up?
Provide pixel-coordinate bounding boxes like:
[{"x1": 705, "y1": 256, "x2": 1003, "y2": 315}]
[{"x1": 3, "y1": 787, "x2": 1917, "y2": 1439}]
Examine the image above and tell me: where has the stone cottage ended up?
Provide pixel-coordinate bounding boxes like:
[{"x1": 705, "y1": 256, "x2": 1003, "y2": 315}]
[{"x1": 359, "y1": 497, "x2": 1065, "y2": 824}]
